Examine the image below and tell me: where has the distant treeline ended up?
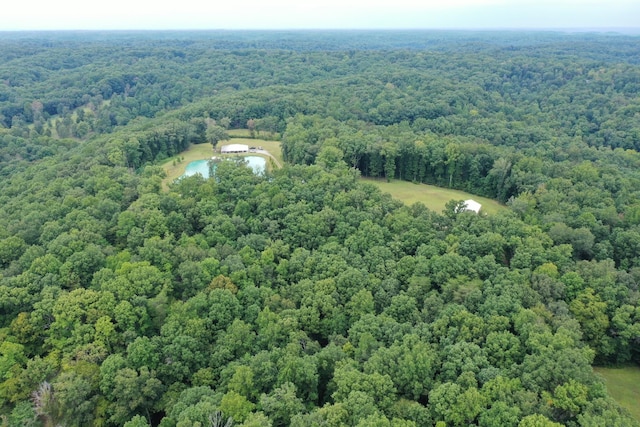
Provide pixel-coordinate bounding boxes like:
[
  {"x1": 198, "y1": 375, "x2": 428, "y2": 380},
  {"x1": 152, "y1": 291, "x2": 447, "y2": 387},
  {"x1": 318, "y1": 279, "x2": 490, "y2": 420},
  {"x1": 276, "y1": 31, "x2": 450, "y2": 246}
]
[{"x1": 1, "y1": 31, "x2": 640, "y2": 427}]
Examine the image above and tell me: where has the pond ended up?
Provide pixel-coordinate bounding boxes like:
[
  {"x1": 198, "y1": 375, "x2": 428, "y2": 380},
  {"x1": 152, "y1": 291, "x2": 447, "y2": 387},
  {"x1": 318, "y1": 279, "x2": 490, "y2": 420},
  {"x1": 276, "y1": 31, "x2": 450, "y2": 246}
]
[{"x1": 181, "y1": 156, "x2": 266, "y2": 179}]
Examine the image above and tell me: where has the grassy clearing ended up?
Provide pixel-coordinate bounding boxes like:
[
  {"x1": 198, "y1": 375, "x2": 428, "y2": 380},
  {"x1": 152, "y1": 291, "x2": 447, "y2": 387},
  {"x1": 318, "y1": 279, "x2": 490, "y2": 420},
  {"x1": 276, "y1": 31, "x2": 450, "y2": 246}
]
[
  {"x1": 224, "y1": 138, "x2": 284, "y2": 166},
  {"x1": 227, "y1": 129, "x2": 252, "y2": 137},
  {"x1": 161, "y1": 143, "x2": 214, "y2": 190},
  {"x1": 160, "y1": 139, "x2": 282, "y2": 190},
  {"x1": 594, "y1": 366, "x2": 640, "y2": 421},
  {"x1": 228, "y1": 128, "x2": 279, "y2": 140},
  {"x1": 363, "y1": 178, "x2": 507, "y2": 214}
]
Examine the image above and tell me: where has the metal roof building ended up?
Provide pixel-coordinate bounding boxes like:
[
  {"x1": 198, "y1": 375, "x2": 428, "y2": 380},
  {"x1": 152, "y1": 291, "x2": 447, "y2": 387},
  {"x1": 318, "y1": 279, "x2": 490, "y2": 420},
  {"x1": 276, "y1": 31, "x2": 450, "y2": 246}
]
[
  {"x1": 463, "y1": 199, "x2": 482, "y2": 214},
  {"x1": 220, "y1": 144, "x2": 249, "y2": 153}
]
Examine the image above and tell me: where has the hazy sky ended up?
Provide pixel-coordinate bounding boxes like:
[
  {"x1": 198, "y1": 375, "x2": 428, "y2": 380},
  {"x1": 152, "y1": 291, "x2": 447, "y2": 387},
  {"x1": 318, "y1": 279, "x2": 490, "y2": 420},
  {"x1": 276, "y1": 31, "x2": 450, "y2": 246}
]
[{"x1": 1, "y1": 0, "x2": 639, "y2": 31}]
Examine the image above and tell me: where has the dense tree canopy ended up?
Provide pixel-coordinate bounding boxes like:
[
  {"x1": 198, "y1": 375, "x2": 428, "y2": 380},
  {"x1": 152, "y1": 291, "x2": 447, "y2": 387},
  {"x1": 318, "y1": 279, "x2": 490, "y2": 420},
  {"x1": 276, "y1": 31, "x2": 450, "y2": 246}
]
[{"x1": 1, "y1": 30, "x2": 639, "y2": 426}]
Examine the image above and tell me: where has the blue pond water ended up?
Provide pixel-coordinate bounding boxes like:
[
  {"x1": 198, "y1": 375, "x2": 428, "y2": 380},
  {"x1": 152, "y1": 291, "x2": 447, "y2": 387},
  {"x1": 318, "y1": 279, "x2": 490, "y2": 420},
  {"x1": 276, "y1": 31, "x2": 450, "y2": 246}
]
[
  {"x1": 182, "y1": 160, "x2": 211, "y2": 178},
  {"x1": 182, "y1": 156, "x2": 266, "y2": 179}
]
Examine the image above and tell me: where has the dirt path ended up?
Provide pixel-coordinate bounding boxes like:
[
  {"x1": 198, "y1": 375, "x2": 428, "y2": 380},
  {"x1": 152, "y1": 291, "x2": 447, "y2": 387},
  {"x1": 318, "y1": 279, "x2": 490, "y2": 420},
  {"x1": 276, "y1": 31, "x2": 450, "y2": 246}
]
[{"x1": 254, "y1": 149, "x2": 282, "y2": 168}]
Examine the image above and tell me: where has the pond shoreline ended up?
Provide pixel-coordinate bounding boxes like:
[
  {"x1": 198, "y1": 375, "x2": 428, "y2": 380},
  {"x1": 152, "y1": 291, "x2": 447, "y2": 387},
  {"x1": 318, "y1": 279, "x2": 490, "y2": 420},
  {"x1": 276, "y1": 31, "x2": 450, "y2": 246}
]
[{"x1": 181, "y1": 156, "x2": 266, "y2": 179}]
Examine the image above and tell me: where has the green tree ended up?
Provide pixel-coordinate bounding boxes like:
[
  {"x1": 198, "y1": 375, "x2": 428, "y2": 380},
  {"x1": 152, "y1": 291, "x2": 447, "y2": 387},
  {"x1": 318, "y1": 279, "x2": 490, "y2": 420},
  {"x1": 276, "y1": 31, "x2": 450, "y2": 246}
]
[
  {"x1": 220, "y1": 391, "x2": 255, "y2": 423},
  {"x1": 518, "y1": 414, "x2": 563, "y2": 427},
  {"x1": 53, "y1": 370, "x2": 99, "y2": 427},
  {"x1": 32, "y1": 381, "x2": 63, "y2": 427},
  {"x1": 124, "y1": 415, "x2": 151, "y2": 427},
  {"x1": 238, "y1": 412, "x2": 272, "y2": 427},
  {"x1": 208, "y1": 125, "x2": 230, "y2": 151},
  {"x1": 0, "y1": 236, "x2": 27, "y2": 268},
  {"x1": 569, "y1": 288, "x2": 613, "y2": 361},
  {"x1": 260, "y1": 382, "x2": 305, "y2": 427},
  {"x1": 364, "y1": 334, "x2": 436, "y2": 400},
  {"x1": 445, "y1": 142, "x2": 461, "y2": 188}
]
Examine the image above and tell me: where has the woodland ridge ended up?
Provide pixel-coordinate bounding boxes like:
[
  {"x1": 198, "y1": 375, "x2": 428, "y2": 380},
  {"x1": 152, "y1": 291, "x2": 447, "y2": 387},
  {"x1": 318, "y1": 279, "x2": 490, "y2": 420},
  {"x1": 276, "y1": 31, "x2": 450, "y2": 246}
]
[{"x1": 1, "y1": 30, "x2": 640, "y2": 426}]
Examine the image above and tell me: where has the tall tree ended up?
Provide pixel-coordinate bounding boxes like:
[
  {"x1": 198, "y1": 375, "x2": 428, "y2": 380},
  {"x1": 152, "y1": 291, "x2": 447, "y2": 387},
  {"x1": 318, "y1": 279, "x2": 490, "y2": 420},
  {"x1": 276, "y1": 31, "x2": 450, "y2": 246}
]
[{"x1": 207, "y1": 125, "x2": 230, "y2": 151}]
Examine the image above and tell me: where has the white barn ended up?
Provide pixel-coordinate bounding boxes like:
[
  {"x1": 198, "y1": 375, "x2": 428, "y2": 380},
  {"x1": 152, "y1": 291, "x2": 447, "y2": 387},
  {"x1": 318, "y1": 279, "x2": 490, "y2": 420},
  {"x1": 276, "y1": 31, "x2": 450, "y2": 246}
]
[
  {"x1": 221, "y1": 144, "x2": 249, "y2": 154},
  {"x1": 463, "y1": 199, "x2": 482, "y2": 214}
]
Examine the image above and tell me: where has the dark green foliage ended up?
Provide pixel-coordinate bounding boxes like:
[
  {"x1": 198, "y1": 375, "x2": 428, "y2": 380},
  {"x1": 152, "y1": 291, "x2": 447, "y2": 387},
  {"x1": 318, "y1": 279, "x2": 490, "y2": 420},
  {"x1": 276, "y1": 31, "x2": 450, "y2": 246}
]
[{"x1": 0, "y1": 30, "x2": 639, "y2": 427}]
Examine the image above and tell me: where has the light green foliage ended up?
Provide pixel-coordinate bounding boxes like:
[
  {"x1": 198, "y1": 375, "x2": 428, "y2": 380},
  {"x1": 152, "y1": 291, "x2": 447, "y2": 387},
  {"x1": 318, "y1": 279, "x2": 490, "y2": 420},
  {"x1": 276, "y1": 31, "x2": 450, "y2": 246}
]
[
  {"x1": 126, "y1": 336, "x2": 160, "y2": 371},
  {"x1": 316, "y1": 142, "x2": 347, "y2": 170},
  {"x1": 546, "y1": 380, "x2": 589, "y2": 421},
  {"x1": 570, "y1": 288, "x2": 613, "y2": 359},
  {"x1": 100, "y1": 355, "x2": 163, "y2": 425},
  {"x1": 0, "y1": 237, "x2": 27, "y2": 267},
  {"x1": 276, "y1": 352, "x2": 319, "y2": 403},
  {"x1": 355, "y1": 413, "x2": 417, "y2": 427},
  {"x1": 290, "y1": 403, "x2": 348, "y2": 427},
  {"x1": 430, "y1": 383, "x2": 486, "y2": 426},
  {"x1": 238, "y1": 411, "x2": 272, "y2": 427},
  {"x1": 0, "y1": 342, "x2": 26, "y2": 381},
  {"x1": 220, "y1": 391, "x2": 255, "y2": 423},
  {"x1": 207, "y1": 125, "x2": 230, "y2": 149},
  {"x1": 343, "y1": 390, "x2": 379, "y2": 425},
  {"x1": 7, "y1": 401, "x2": 39, "y2": 427},
  {"x1": 333, "y1": 362, "x2": 397, "y2": 413},
  {"x1": 478, "y1": 401, "x2": 521, "y2": 427},
  {"x1": 164, "y1": 386, "x2": 218, "y2": 424},
  {"x1": 47, "y1": 289, "x2": 117, "y2": 350},
  {"x1": 1, "y1": 32, "x2": 640, "y2": 427},
  {"x1": 518, "y1": 414, "x2": 563, "y2": 427},
  {"x1": 175, "y1": 402, "x2": 222, "y2": 427},
  {"x1": 101, "y1": 261, "x2": 169, "y2": 300},
  {"x1": 52, "y1": 370, "x2": 99, "y2": 427},
  {"x1": 227, "y1": 365, "x2": 257, "y2": 401},
  {"x1": 124, "y1": 415, "x2": 151, "y2": 427},
  {"x1": 364, "y1": 334, "x2": 436, "y2": 400},
  {"x1": 260, "y1": 382, "x2": 305, "y2": 427},
  {"x1": 485, "y1": 331, "x2": 522, "y2": 368}
]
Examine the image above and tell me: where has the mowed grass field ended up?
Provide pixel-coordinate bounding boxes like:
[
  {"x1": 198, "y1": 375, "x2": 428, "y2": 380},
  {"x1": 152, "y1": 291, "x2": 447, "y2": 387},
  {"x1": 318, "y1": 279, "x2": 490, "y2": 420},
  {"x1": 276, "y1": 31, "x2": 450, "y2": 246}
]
[
  {"x1": 161, "y1": 143, "x2": 214, "y2": 189},
  {"x1": 228, "y1": 128, "x2": 279, "y2": 140},
  {"x1": 364, "y1": 178, "x2": 506, "y2": 214},
  {"x1": 160, "y1": 139, "x2": 282, "y2": 190},
  {"x1": 225, "y1": 137, "x2": 283, "y2": 166},
  {"x1": 594, "y1": 366, "x2": 640, "y2": 421},
  {"x1": 227, "y1": 129, "x2": 252, "y2": 137}
]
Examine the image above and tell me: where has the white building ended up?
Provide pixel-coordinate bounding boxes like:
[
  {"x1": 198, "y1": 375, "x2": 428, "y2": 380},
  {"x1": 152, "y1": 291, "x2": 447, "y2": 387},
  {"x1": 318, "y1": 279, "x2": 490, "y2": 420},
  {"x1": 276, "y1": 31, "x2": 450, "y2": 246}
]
[
  {"x1": 463, "y1": 199, "x2": 482, "y2": 214},
  {"x1": 221, "y1": 144, "x2": 249, "y2": 154}
]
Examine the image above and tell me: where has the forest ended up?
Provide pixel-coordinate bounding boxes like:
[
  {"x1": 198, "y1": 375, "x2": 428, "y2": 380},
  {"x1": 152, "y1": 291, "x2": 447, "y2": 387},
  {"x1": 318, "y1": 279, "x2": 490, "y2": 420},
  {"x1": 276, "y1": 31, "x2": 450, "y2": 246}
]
[{"x1": 1, "y1": 30, "x2": 640, "y2": 426}]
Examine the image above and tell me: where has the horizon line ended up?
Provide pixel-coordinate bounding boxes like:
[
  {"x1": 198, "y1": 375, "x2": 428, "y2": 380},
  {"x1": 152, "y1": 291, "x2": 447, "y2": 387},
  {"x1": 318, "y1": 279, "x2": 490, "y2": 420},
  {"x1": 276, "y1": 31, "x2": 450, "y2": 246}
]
[{"x1": 1, "y1": 27, "x2": 639, "y2": 33}]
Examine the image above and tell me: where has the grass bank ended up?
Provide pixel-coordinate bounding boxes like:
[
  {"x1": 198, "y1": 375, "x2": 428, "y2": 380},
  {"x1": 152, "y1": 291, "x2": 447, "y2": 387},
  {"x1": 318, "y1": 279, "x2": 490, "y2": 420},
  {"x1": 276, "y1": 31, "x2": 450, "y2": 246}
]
[
  {"x1": 594, "y1": 365, "x2": 640, "y2": 421},
  {"x1": 228, "y1": 129, "x2": 279, "y2": 140},
  {"x1": 364, "y1": 178, "x2": 506, "y2": 214},
  {"x1": 160, "y1": 139, "x2": 282, "y2": 190},
  {"x1": 161, "y1": 143, "x2": 214, "y2": 190},
  {"x1": 223, "y1": 138, "x2": 283, "y2": 166}
]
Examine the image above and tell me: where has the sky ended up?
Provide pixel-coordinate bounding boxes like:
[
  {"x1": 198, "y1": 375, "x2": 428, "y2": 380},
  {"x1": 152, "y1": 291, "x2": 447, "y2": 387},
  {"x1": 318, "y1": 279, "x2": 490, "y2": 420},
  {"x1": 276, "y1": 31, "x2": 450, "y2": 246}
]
[{"x1": 1, "y1": 0, "x2": 639, "y2": 31}]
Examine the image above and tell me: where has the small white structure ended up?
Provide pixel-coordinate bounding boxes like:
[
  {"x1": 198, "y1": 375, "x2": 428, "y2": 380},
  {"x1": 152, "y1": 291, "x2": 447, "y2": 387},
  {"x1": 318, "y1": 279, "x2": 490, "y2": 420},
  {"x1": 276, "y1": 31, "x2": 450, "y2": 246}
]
[
  {"x1": 221, "y1": 144, "x2": 249, "y2": 154},
  {"x1": 463, "y1": 199, "x2": 482, "y2": 214}
]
